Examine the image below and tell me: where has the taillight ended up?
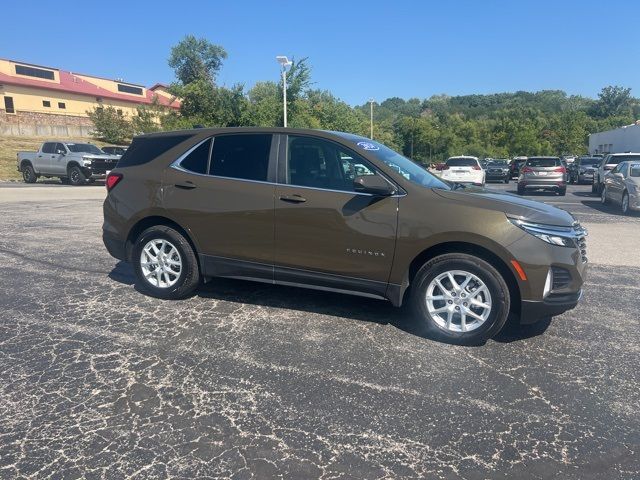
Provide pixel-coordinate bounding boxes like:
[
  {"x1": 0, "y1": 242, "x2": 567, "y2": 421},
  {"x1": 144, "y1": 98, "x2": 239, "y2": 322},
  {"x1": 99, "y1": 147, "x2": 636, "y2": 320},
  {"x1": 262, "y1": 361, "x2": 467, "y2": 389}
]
[
  {"x1": 521, "y1": 167, "x2": 533, "y2": 173},
  {"x1": 553, "y1": 166, "x2": 566, "y2": 173},
  {"x1": 473, "y1": 165, "x2": 481, "y2": 170},
  {"x1": 106, "y1": 172, "x2": 123, "y2": 192}
]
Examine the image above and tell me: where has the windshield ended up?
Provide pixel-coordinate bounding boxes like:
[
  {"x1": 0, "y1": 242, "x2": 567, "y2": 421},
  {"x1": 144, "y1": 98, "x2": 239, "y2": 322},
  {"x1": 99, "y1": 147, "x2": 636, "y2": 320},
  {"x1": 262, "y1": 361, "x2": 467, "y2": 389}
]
[
  {"x1": 487, "y1": 160, "x2": 508, "y2": 167},
  {"x1": 527, "y1": 158, "x2": 560, "y2": 167},
  {"x1": 446, "y1": 158, "x2": 478, "y2": 167},
  {"x1": 346, "y1": 138, "x2": 451, "y2": 190},
  {"x1": 66, "y1": 143, "x2": 104, "y2": 154}
]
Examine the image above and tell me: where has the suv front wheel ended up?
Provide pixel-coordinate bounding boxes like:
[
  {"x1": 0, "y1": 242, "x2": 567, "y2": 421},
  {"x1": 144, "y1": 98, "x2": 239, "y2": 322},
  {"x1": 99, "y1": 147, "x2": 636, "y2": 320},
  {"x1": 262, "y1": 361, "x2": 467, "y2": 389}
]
[
  {"x1": 409, "y1": 253, "x2": 511, "y2": 345},
  {"x1": 132, "y1": 225, "x2": 200, "y2": 299}
]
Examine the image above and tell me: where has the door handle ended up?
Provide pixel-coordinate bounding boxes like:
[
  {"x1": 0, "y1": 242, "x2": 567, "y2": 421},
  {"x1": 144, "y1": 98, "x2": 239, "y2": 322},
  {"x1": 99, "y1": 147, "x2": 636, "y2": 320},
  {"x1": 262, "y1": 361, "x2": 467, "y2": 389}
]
[
  {"x1": 279, "y1": 194, "x2": 306, "y2": 204},
  {"x1": 175, "y1": 181, "x2": 197, "y2": 190}
]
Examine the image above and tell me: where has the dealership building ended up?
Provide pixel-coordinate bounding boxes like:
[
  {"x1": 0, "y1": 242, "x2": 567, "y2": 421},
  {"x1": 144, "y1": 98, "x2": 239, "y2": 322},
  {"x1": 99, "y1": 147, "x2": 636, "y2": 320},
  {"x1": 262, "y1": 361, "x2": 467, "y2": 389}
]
[
  {"x1": 589, "y1": 121, "x2": 640, "y2": 155},
  {"x1": 0, "y1": 58, "x2": 180, "y2": 137}
]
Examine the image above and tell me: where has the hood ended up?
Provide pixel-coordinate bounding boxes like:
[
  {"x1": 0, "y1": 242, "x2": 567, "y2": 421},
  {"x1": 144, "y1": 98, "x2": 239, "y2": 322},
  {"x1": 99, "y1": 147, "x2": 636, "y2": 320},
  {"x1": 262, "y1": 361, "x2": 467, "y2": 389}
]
[{"x1": 432, "y1": 187, "x2": 576, "y2": 226}]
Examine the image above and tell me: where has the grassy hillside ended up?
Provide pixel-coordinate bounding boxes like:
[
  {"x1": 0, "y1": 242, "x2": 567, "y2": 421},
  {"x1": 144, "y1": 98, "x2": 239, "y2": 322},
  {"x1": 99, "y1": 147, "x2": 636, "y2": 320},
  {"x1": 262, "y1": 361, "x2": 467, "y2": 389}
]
[{"x1": 0, "y1": 136, "x2": 109, "y2": 181}]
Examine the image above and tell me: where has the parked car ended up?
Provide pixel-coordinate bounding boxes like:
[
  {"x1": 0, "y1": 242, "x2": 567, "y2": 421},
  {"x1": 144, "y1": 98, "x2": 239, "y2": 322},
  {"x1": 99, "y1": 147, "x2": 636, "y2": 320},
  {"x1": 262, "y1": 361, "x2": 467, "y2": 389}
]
[
  {"x1": 102, "y1": 145, "x2": 129, "y2": 157},
  {"x1": 569, "y1": 156, "x2": 601, "y2": 184},
  {"x1": 510, "y1": 157, "x2": 527, "y2": 179},
  {"x1": 440, "y1": 156, "x2": 485, "y2": 186},
  {"x1": 592, "y1": 153, "x2": 640, "y2": 194},
  {"x1": 601, "y1": 161, "x2": 640, "y2": 214},
  {"x1": 484, "y1": 159, "x2": 510, "y2": 183},
  {"x1": 102, "y1": 128, "x2": 587, "y2": 345},
  {"x1": 517, "y1": 157, "x2": 567, "y2": 196},
  {"x1": 17, "y1": 141, "x2": 119, "y2": 185}
]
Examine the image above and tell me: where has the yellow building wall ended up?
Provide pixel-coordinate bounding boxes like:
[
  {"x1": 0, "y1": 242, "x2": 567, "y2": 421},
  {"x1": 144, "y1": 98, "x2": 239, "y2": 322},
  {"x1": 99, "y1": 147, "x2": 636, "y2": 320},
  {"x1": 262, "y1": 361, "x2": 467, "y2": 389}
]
[{"x1": 1, "y1": 84, "x2": 143, "y2": 118}]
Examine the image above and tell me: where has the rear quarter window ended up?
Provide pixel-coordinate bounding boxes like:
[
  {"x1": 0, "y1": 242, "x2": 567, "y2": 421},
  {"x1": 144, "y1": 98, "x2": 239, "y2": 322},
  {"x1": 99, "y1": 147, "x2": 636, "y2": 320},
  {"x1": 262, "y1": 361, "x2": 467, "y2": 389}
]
[{"x1": 117, "y1": 134, "x2": 193, "y2": 168}]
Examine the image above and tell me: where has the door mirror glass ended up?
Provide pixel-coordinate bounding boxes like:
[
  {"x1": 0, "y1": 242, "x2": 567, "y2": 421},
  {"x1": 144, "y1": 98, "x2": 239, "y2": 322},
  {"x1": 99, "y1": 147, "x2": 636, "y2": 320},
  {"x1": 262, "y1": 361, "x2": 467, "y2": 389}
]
[{"x1": 353, "y1": 175, "x2": 396, "y2": 196}]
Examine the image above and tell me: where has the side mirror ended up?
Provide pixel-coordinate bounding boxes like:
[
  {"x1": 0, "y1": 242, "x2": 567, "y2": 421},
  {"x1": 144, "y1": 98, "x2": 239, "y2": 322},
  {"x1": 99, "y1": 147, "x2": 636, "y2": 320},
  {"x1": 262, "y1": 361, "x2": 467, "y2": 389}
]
[
  {"x1": 353, "y1": 175, "x2": 396, "y2": 196},
  {"x1": 56, "y1": 149, "x2": 65, "y2": 155},
  {"x1": 613, "y1": 172, "x2": 623, "y2": 178}
]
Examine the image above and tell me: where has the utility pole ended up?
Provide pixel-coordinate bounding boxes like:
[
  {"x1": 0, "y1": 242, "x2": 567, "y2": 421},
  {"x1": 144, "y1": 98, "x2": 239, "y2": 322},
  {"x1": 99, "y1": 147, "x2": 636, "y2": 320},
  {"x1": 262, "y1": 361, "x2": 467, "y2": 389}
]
[
  {"x1": 276, "y1": 56, "x2": 293, "y2": 127},
  {"x1": 369, "y1": 98, "x2": 375, "y2": 139}
]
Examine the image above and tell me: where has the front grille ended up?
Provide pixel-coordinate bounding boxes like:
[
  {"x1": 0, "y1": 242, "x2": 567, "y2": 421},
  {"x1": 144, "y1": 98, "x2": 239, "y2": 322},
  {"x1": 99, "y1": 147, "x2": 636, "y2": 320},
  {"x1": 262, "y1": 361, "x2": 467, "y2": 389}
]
[
  {"x1": 551, "y1": 266, "x2": 571, "y2": 290},
  {"x1": 90, "y1": 158, "x2": 118, "y2": 174}
]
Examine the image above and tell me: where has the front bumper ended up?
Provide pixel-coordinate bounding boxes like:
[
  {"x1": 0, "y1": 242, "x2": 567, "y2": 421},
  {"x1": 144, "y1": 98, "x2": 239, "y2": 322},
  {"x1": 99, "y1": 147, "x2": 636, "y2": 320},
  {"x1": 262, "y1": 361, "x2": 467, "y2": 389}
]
[{"x1": 519, "y1": 290, "x2": 582, "y2": 324}]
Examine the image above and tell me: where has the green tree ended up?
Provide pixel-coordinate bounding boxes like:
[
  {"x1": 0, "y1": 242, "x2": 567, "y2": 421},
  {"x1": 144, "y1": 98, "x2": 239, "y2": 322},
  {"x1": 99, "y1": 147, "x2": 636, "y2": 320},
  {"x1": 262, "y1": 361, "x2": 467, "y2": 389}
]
[
  {"x1": 593, "y1": 86, "x2": 633, "y2": 117},
  {"x1": 87, "y1": 106, "x2": 133, "y2": 144},
  {"x1": 168, "y1": 35, "x2": 227, "y2": 85}
]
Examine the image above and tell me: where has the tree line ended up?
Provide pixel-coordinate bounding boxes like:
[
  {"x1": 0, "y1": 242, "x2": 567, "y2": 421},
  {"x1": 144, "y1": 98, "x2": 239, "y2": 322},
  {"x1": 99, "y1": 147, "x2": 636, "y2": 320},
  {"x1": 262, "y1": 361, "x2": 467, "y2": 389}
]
[{"x1": 90, "y1": 36, "x2": 640, "y2": 164}]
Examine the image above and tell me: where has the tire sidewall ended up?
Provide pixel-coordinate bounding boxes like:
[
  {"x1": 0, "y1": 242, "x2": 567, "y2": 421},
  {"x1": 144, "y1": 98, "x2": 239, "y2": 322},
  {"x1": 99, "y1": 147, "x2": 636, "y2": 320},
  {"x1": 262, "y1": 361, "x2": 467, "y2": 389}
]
[
  {"x1": 410, "y1": 255, "x2": 510, "y2": 344},
  {"x1": 622, "y1": 192, "x2": 629, "y2": 214},
  {"x1": 22, "y1": 165, "x2": 36, "y2": 183},
  {"x1": 132, "y1": 227, "x2": 199, "y2": 299},
  {"x1": 68, "y1": 166, "x2": 86, "y2": 186}
]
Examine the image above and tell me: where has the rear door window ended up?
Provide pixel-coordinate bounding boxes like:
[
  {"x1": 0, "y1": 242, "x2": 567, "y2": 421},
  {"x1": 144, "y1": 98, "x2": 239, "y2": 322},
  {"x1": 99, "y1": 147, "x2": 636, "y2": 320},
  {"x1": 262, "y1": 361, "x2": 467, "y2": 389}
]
[
  {"x1": 179, "y1": 138, "x2": 211, "y2": 175},
  {"x1": 42, "y1": 142, "x2": 55, "y2": 154},
  {"x1": 209, "y1": 134, "x2": 271, "y2": 182}
]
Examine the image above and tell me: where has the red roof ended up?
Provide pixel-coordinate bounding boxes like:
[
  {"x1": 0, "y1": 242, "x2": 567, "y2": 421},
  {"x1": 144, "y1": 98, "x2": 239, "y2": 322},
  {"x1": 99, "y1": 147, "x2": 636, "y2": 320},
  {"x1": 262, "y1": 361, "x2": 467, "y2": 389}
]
[{"x1": 0, "y1": 69, "x2": 181, "y2": 109}]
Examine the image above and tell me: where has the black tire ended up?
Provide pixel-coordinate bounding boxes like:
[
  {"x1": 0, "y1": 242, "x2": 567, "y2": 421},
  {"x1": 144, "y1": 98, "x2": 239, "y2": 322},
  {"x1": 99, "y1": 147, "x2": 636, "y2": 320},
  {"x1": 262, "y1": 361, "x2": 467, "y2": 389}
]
[
  {"x1": 504, "y1": 177, "x2": 509, "y2": 184},
  {"x1": 60, "y1": 177, "x2": 70, "y2": 185},
  {"x1": 22, "y1": 163, "x2": 37, "y2": 183},
  {"x1": 517, "y1": 184, "x2": 524, "y2": 195},
  {"x1": 621, "y1": 191, "x2": 629, "y2": 214},
  {"x1": 558, "y1": 188, "x2": 566, "y2": 196},
  {"x1": 409, "y1": 253, "x2": 511, "y2": 345},
  {"x1": 132, "y1": 225, "x2": 200, "y2": 299},
  {"x1": 601, "y1": 186, "x2": 608, "y2": 205},
  {"x1": 68, "y1": 165, "x2": 87, "y2": 186},
  {"x1": 591, "y1": 181, "x2": 597, "y2": 194}
]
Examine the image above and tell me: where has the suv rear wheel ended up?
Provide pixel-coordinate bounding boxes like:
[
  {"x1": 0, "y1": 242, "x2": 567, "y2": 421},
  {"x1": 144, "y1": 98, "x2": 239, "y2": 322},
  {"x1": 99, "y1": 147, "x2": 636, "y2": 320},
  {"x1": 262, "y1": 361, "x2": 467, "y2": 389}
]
[
  {"x1": 409, "y1": 253, "x2": 510, "y2": 345},
  {"x1": 132, "y1": 226, "x2": 200, "y2": 299}
]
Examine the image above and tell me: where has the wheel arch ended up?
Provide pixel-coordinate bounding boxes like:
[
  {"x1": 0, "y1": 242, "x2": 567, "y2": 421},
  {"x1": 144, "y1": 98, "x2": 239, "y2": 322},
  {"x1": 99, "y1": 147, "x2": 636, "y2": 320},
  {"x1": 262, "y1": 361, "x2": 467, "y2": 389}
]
[
  {"x1": 398, "y1": 241, "x2": 521, "y2": 315},
  {"x1": 125, "y1": 216, "x2": 200, "y2": 265},
  {"x1": 20, "y1": 159, "x2": 34, "y2": 170}
]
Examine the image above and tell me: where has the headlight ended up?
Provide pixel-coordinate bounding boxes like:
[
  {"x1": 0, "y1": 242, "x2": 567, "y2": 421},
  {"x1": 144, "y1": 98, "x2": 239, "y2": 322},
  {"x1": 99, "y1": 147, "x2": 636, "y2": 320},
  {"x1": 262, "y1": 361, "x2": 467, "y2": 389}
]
[
  {"x1": 508, "y1": 217, "x2": 584, "y2": 247},
  {"x1": 82, "y1": 157, "x2": 92, "y2": 166}
]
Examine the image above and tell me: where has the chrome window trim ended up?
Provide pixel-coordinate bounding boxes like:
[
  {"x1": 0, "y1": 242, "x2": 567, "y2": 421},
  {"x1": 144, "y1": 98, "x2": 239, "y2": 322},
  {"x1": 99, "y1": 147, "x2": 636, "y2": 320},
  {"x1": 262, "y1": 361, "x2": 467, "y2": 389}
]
[{"x1": 169, "y1": 138, "x2": 406, "y2": 197}]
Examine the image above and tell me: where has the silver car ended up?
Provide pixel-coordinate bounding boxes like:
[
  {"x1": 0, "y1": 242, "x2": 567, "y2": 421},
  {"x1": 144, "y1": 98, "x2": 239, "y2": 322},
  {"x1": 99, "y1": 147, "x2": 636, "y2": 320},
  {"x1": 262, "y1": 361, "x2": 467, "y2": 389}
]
[
  {"x1": 517, "y1": 157, "x2": 567, "y2": 196},
  {"x1": 601, "y1": 161, "x2": 640, "y2": 214}
]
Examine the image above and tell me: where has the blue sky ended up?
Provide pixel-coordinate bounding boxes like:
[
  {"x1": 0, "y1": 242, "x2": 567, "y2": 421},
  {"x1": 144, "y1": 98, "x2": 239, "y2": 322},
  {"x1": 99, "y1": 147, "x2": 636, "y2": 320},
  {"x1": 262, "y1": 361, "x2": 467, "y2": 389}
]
[{"x1": 2, "y1": 0, "x2": 639, "y2": 105}]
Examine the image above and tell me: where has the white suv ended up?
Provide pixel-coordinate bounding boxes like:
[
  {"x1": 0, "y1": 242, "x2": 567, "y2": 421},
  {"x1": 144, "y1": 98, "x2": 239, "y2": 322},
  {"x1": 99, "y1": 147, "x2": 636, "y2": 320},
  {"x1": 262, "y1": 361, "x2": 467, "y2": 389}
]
[
  {"x1": 592, "y1": 153, "x2": 640, "y2": 194},
  {"x1": 440, "y1": 156, "x2": 485, "y2": 186}
]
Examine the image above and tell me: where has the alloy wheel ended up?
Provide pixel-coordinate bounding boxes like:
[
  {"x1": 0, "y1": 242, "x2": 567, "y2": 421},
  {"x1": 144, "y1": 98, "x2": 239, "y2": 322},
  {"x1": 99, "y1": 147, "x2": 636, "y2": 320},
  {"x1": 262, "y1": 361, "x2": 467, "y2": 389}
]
[
  {"x1": 140, "y1": 239, "x2": 182, "y2": 288},
  {"x1": 425, "y1": 270, "x2": 492, "y2": 333}
]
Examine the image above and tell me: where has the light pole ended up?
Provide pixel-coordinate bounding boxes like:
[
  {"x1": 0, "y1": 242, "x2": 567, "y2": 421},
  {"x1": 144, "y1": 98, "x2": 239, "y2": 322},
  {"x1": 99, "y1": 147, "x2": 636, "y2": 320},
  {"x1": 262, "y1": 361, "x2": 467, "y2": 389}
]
[
  {"x1": 276, "y1": 56, "x2": 293, "y2": 127},
  {"x1": 369, "y1": 98, "x2": 375, "y2": 139}
]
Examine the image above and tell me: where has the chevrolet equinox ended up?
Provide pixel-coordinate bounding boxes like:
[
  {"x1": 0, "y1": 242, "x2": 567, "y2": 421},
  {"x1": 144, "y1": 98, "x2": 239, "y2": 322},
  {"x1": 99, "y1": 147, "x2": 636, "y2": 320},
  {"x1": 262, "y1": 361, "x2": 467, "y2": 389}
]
[{"x1": 103, "y1": 128, "x2": 587, "y2": 344}]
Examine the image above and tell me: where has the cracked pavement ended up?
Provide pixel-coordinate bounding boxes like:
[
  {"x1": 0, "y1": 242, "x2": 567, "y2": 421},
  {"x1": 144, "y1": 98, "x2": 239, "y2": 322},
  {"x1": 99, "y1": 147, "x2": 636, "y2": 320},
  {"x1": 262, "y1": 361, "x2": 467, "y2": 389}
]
[{"x1": 0, "y1": 182, "x2": 638, "y2": 479}]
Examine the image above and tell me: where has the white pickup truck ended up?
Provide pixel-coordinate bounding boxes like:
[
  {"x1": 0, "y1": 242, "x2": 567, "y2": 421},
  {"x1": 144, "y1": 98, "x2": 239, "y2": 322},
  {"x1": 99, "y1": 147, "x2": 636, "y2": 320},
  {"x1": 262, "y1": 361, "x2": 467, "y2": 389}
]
[{"x1": 17, "y1": 141, "x2": 120, "y2": 185}]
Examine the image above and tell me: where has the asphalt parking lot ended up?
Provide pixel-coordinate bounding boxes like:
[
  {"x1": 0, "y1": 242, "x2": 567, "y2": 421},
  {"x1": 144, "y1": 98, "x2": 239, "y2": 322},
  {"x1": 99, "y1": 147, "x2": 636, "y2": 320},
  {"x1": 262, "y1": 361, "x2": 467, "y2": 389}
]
[{"x1": 0, "y1": 181, "x2": 638, "y2": 479}]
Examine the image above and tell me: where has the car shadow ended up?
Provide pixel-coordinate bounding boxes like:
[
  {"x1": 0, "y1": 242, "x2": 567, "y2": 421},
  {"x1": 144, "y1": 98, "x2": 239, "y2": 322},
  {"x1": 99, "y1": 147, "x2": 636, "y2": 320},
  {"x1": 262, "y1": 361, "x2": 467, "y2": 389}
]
[{"x1": 109, "y1": 262, "x2": 549, "y2": 346}]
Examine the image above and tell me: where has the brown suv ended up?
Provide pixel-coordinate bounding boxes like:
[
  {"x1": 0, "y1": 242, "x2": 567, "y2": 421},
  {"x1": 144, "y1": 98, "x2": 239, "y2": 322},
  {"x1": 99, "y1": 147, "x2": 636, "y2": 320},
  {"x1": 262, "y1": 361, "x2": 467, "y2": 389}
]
[{"x1": 103, "y1": 128, "x2": 587, "y2": 344}]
